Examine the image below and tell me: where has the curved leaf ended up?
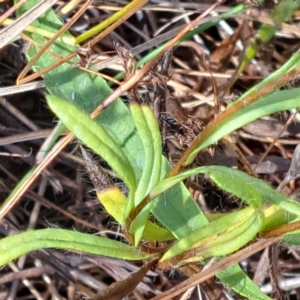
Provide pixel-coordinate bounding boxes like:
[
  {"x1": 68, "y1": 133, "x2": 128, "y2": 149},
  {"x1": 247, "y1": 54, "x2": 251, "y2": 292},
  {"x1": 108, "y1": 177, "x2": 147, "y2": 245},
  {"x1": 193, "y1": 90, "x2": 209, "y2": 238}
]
[
  {"x1": 161, "y1": 207, "x2": 258, "y2": 262},
  {"x1": 209, "y1": 167, "x2": 263, "y2": 207},
  {"x1": 0, "y1": 229, "x2": 155, "y2": 267},
  {"x1": 186, "y1": 88, "x2": 300, "y2": 164},
  {"x1": 129, "y1": 103, "x2": 163, "y2": 245},
  {"x1": 130, "y1": 201, "x2": 154, "y2": 246},
  {"x1": 47, "y1": 94, "x2": 136, "y2": 193},
  {"x1": 218, "y1": 264, "x2": 272, "y2": 300},
  {"x1": 187, "y1": 210, "x2": 261, "y2": 263},
  {"x1": 130, "y1": 103, "x2": 155, "y2": 205},
  {"x1": 208, "y1": 166, "x2": 300, "y2": 217},
  {"x1": 141, "y1": 105, "x2": 162, "y2": 193},
  {"x1": 129, "y1": 103, "x2": 162, "y2": 208},
  {"x1": 151, "y1": 166, "x2": 300, "y2": 217},
  {"x1": 94, "y1": 259, "x2": 157, "y2": 300}
]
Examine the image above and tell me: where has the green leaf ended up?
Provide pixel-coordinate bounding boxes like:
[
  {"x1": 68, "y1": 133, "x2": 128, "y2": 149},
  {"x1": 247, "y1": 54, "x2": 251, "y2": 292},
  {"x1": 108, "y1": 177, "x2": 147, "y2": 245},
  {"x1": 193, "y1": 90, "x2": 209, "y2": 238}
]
[
  {"x1": 150, "y1": 166, "x2": 261, "y2": 207},
  {"x1": 143, "y1": 221, "x2": 174, "y2": 242},
  {"x1": 130, "y1": 201, "x2": 155, "y2": 246},
  {"x1": 0, "y1": 229, "x2": 154, "y2": 267},
  {"x1": 141, "y1": 105, "x2": 162, "y2": 194},
  {"x1": 130, "y1": 104, "x2": 156, "y2": 206},
  {"x1": 207, "y1": 166, "x2": 300, "y2": 217},
  {"x1": 218, "y1": 264, "x2": 272, "y2": 300},
  {"x1": 208, "y1": 167, "x2": 263, "y2": 208},
  {"x1": 96, "y1": 187, "x2": 127, "y2": 224},
  {"x1": 46, "y1": 94, "x2": 137, "y2": 194},
  {"x1": 161, "y1": 207, "x2": 259, "y2": 262},
  {"x1": 234, "y1": 52, "x2": 300, "y2": 107},
  {"x1": 151, "y1": 169, "x2": 208, "y2": 240},
  {"x1": 188, "y1": 210, "x2": 261, "y2": 263},
  {"x1": 151, "y1": 166, "x2": 300, "y2": 218},
  {"x1": 186, "y1": 88, "x2": 300, "y2": 164},
  {"x1": 129, "y1": 103, "x2": 163, "y2": 245},
  {"x1": 282, "y1": 230, "x2": 300, "y2": 245}
]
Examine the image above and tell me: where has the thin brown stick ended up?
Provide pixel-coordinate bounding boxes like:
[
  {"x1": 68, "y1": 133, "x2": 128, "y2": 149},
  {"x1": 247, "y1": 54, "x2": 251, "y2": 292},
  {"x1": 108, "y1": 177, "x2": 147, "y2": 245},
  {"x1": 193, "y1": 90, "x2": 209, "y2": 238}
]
[
  {"x1": 268, "y1": 244, "x2": 286, "y2": 300},
  {"x1": 254, "y1": 110, "x2": 298, "y2": 171},
  {"x1": 0, "y1": 0, "x2": 27, "y2": 25},
  {"x1": 0, "y1": 0, "x2": 58, "y2": 49},
  {"x1": 18, "y1": 0, "x2": 148, "y2": 85},
  {"x1": 153, "y1": 237, "x2": 280, "y2": 300},
  {"x1": 17, "y1": 0, "x2": 93, "y2": 84}
]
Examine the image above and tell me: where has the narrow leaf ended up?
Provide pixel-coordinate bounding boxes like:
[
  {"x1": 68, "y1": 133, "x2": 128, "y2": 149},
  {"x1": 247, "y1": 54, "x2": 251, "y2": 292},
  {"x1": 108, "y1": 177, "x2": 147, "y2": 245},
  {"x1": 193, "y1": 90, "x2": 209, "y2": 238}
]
[
  {"x1": 151, "y1": 165, "x2": 300, "y2": 218},
  {"x1": 207, "y1": 166, "x2": 300, "y2": 217},
  {"x1": 141, "y1": 105, "x2": 162, "y2": 191},
  {"x1": 130, "y1": 103, "x2": 155, "y2": 205},
  {"x1": 0, "y1": 229, "x2": 154, "y2": 267},
  {"x1": 130, "y1": 201, "x2": 154, "y2": 246},
  {"x1": 161, "y1": 207, "x2": 257, "y2": 262},
  {"x1": 183, "y1": 210, "x2": 261, "y2": 263},
  {"x1": 186, "y1": 88, "x2": 300, "y2": 164},
  {"x1": 47, "y1": 94, "x2": 136, "y2": 193},
  {"x1": 218, "y1": 264, "x2": 272, "y2": 300},
  {"x1": 208, "y1": 167, "x2": 263, "y2": 208}
]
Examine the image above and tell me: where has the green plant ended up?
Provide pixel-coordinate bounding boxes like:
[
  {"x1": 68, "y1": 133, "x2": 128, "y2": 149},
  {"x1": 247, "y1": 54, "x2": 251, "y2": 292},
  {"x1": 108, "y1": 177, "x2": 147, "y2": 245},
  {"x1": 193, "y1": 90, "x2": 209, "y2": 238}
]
[{"x1": 2, "y1": 0, "x2": 300, "y2": 299}]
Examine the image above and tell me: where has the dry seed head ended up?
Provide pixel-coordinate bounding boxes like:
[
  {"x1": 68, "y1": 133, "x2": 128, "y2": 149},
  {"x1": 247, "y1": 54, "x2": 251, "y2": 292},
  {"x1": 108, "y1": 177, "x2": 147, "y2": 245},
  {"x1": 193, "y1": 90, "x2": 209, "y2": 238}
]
[{"x1": 80, "y1": 146, "x2": 113, "y2": 192}]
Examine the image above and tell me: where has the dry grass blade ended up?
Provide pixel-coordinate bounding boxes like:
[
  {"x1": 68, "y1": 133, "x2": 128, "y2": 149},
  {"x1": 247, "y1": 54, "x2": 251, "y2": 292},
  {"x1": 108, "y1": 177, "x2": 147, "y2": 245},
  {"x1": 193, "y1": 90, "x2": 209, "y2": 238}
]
[
  {"x1": 201, "y1": 54, "x2": 220, "y2": 117},
  {"x1": 0, "y1": 0, "x2": 58, "y2": 49},
  {"x1": 0, "y1": 80, "x2": 45, "y2": 96},
  {"x1": 261, "y1": 219, "x2": 300, "y2": 238},
  {"x1": 0, "y1": 132, "x2": 74, "y2": 219},
  {"x1": 268, "y1": 244, "x2": 285, "y2": 300},
  {"x1": 0, "y1": 0, "x2": 27, "y2": 25},
  {"x1": 16, "y1": 0, "x2": 148, "y2": 84},
  {"x1": 168, "y1": 68, "x2": 300, "y2": 176},
  {"x1": 59, "y1": 0, "x2": 83, "y2": 16},
  {"x1": 254, "y1": 111, "x2": 298, "y2": 172},
  {"x1": 93, "y1": 259, "x2": 158, "y2": 300}
]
